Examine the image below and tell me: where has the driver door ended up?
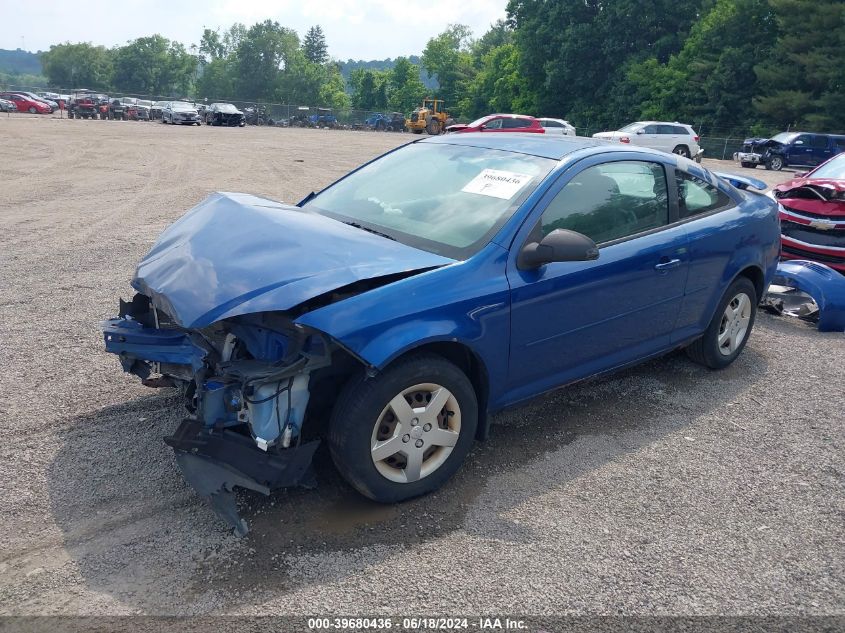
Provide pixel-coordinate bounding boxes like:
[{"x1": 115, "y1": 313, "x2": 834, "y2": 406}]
[{"x1": 505, "y1": 155, "x2": 689, "y2": 403}]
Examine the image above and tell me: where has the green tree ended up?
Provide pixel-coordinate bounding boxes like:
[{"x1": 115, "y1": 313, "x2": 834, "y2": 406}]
[
  {"x1": 235, "y1": 20, "x2": 299, "y2": 101},
  {"x1": 754, "y1": 0, "x2": 845, "y2": 130},
  {"x1": 387, "y1": 57, "x2": 427, "y2": 113},
  {"x1": 112, "y1": 35, "x2": 197, "y2": 95},
  {"x1": 460, "y1": 42, "x2": 535, "y2": 118},
  {"x1": 507, "y1": 0, "x2": 700, "y2": 122},
  {"x1": 421, "y1": 24, "x2": 476, "y2": 113},
  {"x1": 619, "y1": 0, "x2": 776, "y2": 131},
  {"x1": 199, "y1": 28, "x2": 225, "y2": 61},
  {"x1": 302, "y1": 25, "x2": 329, "y2": 64},
  {"x1": 40, "y1": 42, "x2": 112, "y2": 90},
  {"x1": 349, "y1": 68, "x2": 389, "y2": 110}
]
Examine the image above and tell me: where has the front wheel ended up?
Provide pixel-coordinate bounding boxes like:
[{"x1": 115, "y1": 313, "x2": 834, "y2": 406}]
[
  {"x1": 28, "y1": 106, "x2": 37, "y2": 114},
  {"x1": 765, "y1": 155, "x2": 784, "y2": 171},
  {"x1": 740, "y1": 161, "x2": 756, "y2": 168},
  {"x1": 686, "y1": 277, "x2": 757, "y2": 369},
  {"x1": 328, "y1": 354, "x2": 477, "y2": 503}
]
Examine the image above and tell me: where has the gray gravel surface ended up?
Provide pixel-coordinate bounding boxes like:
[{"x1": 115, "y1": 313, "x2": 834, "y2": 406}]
[{"x1": 0, "y1": 116, "x2": 842, "y2": 616}]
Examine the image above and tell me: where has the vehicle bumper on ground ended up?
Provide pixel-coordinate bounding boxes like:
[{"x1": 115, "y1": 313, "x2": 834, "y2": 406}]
[
  {"x1": 770, "y1": 260, "x2": 845, "y2": 332},
  {"x1": 734, "y1": 151, "x2": 763, "y2": 165}
]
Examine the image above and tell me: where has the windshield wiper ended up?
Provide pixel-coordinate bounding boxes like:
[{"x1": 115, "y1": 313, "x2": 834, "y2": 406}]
[{"x1": 343, "y1": 221, "x2": 397, "y2": 241}]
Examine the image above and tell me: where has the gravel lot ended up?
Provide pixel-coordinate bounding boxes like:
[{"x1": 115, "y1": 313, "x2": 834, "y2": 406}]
[{"x1": 0, "y1": 113, "x2": 842, "y2": 617}]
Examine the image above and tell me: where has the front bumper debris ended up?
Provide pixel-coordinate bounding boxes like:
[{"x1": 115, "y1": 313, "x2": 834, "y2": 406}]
[
  {"x1": 734, "y1": 151, "x2": 762, "y2": 165},
  {"x1": 165, "y1": 419, "x2": 320, "y2": 535},
  {"x1": 761, "y1": 260, "x2": 845, "y2": 332}
]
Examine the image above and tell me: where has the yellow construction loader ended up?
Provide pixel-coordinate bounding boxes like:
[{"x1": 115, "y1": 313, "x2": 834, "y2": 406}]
[{"x1": 405, "y1": 98, "x2": 455, "y2": 135}]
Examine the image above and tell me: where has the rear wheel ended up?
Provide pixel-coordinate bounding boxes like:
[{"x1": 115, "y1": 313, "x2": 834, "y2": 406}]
[
  {"x1": 686, "y1": 277, "x2": 757, "y2": 369},
  {"x1": 328, "y1": 354, "x2": 477, "y2": 503},
  {"x1": 672, "y1": 145, "x2": 691, "y2": 158}
]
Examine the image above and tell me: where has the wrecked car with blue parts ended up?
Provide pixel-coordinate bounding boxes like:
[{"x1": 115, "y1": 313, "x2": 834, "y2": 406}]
[{"x1": 102, "y1": 134, "x2": 780, "y2": 534}]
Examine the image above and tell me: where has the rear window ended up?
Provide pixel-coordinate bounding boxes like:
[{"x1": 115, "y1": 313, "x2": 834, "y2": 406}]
[{"x1": 676, "y1": 171, "x2": 732, "y2": 218}]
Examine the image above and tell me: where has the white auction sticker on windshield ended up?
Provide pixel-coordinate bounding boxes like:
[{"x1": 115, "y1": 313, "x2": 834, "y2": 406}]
[{"x1": 462, "y1": 169, "x2": 533, "y2": 199}]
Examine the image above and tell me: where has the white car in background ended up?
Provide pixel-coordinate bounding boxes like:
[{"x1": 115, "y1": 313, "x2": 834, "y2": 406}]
[
  {"x1": 593, "y1": 121, "x2": 703, "y2": 161},
  {"x1": 537, "y1": 117, "x2": 576, "y2": 136}
]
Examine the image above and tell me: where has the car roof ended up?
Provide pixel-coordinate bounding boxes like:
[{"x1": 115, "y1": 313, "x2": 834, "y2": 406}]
[{"x1": 422, "y1": 132, "x2": 610, "y2": 160}]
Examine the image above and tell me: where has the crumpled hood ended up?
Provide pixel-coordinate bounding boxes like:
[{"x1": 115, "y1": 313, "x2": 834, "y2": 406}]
[
  {"x1": 132, "y1": 192, "x2": 454, "y2": 327},
  {"x1": 774, "y1": 178, "x2": 845, "y2": 218}
]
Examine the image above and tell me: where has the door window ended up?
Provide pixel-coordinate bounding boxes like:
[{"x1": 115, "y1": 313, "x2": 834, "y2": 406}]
[
  {"x1": 810, "y1": 135, "x2": 829, "y2": 149},
  {"x1": 542, "y1": 120, "x2": 562, "y2": 128},
  {"x1": 675, "y1": 171, "x2": 732, "y2": 218},
  {"x1": 483, "y1": 118, "x2": 503, "y2": 129},
  {"x1": 540, "y1": 161, "x2": 669, "y2": 244},
  {"x1": 643, "y1": 125, "x2": 659, "y2": 134},
  {"x1": 793, "y1": 135, "x2": 812, "y2": 146},
  {"x1": 657, "y1": 124, "x2": 677, "y2": 134},
  {"x1": 502, "y1": 118, "x2": 527, "y2": 129}
]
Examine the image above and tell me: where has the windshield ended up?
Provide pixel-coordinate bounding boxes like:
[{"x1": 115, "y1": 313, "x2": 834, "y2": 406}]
[
  {"x1": 466, "y1": 116, "x2": 492, "y2": 128},
  {"x1": 154, "y1": 101, "x2": 168, "y2": 107},
  {"x1": 619, "y1": 123, "x2": 642, "y2": 132},
  {"x1": 171, "y1": 102, "x2": 195, "y2": 111},
  {"x1": 303, "y1": 142, "x2": 554, "y2": 259},
  {"x1": 809, "y1": 153, "x2": 845, "y2": 180},
  {"x1": 213, "y1": 103, "x2": 239, "y2": 113},
  {"x1": 771, "y1": 132, "x2": 798, "y2": 144}
]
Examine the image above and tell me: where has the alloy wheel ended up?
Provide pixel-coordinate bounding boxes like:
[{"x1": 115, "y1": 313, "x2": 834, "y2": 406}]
[
  {"x1": 717, "y1": 292, "x2": 752, "y2": 356},
  {"x1": 370, "y1": 383, "x2": 461, "y2": 483}
]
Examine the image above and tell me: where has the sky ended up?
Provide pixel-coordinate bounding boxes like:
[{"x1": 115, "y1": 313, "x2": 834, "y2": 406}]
[{"x1": 0, "y1": 0, "x2": 508, "y2": 60}]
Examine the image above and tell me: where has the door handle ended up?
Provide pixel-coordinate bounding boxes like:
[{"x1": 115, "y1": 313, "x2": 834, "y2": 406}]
[{"x1": 654, "y1": 258, "x2": 682, "y2": 271}]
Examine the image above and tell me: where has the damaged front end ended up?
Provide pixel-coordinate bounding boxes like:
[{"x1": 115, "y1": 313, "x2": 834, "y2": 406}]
[
  {"x1": 773, "y1": 180, "x2": 845, "y2": 274},
  {"x1": 733, "y1": 137, "x2": 785, "y2": 169},
  {"x1": 101, "y1": 293, "x2": 331, "y2": 535}
]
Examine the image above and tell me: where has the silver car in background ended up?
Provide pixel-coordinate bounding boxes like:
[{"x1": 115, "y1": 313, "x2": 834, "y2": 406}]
[
  {"x1": 161, "y1": 102, "x2": 201, "y2": 126},
  {"x1": 537, "y1": 117, "x2": 576, "y2": 136},
  {"x1": 593, "y1": 121, "x2": 703, "y2": 161}
]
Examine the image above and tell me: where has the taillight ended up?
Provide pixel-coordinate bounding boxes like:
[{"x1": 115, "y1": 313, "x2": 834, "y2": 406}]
[
  {"x1": 620, "y1": 136, "x2": 630, "y2": 144},
  {"x1": 694, "y1": 135, "x2": 700, "y2": 142}
]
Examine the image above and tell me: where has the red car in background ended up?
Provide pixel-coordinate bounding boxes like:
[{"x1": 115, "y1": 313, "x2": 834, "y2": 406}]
[
  {"x1": 773, "y1": 152, "x2": 845, "y2": 273},
  {"x1": 446, "y1": 114, "x2": 545, "y2": 134},
  {"x1": 0, "y1": 93, "x2": 52, "y2": 114}
]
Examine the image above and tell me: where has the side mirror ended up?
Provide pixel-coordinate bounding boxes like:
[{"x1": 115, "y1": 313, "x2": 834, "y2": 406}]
[
  {"x1": 478, "y1": 124, "x2": 486, "y2": 130},
  {"x1": 794, "y1": 171, "x2": 808, "y2": 178},
  {"x1": 519, "y1": 229, "x2": 599, "y2": 269},
  {"x1": 636, "y1": 129, "x2": 645, "y2": 134},
  {"x1": 794, "y1": 140, "x2": 804, "y2": 146}
]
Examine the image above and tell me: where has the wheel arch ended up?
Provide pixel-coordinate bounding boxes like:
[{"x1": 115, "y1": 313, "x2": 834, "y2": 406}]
[
  {"x1": 736, "y1": 264, "x2": 764, "y2": 301},
  {"x1": 390, "y1": 340, "x2": 491, "y2": 442}
]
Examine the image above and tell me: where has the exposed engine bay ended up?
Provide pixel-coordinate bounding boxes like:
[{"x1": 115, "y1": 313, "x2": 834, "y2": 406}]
[{"x1": 102, "y1": 294, "x2": 336, "y2": 535}]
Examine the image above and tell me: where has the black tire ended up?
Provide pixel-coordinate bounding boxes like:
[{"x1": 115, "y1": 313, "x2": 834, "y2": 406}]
[
  {"x1": 740, "y1": 161, "x2": 756, "y2": 168},
  {"x1": 686, "y1": 276, "x2": 757, "y2": 369},
  {"x1": 28, "y1": 106, "x2": 37, "y2": 114},
  {"x1": 328, "y1": 353, "x2": 478, "y2": 503},
  {"x1": 426, "y1": 118, "x2": 440, "y2": 135},
  {"x1": 412, "y1": 128, "x2": 423, "y2": 134},
  {"x1": 673, "y1": 145, "x2": 691, "y2": 158},
  {"x1": 765, "y1": 155, "x2": 784, "y2": 171}
]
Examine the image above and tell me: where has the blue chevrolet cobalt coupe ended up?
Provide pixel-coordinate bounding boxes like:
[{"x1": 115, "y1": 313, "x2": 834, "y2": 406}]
[{"x1": 102, "y1": 134, "x2": 780, "y2": 534}]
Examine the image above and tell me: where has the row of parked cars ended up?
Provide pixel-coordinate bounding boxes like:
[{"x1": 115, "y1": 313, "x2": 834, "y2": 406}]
[{"x1": 0, "y1": 90, "x2": 62, "y2": 114}]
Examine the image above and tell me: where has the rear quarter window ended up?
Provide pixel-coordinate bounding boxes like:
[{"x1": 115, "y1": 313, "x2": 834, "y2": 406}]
[{"x1": 676, "y1": 171, "x2": 733, "y2": 218}]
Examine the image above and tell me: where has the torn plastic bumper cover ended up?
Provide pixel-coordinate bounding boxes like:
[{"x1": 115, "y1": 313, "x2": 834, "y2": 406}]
[
  {"x1": 763, "y1": 260, "x2": 845, "y2": 332},
  {"x1": 165, "y1": 419, "x2": 319, "y2": 536}
]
